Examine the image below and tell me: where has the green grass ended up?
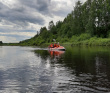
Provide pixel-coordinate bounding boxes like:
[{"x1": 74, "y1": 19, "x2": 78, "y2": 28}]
[
  {"x1": 71, "y1": 36, "x2": 110, "y2": 46},
  {"x1": 2, "y1": 33, "x2": 110, "y2": 47}
]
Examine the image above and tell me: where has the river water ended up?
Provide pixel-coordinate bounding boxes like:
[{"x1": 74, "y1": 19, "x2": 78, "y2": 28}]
[{"x1": 0, "y1": 46, "x2": 110, "y2": 93}]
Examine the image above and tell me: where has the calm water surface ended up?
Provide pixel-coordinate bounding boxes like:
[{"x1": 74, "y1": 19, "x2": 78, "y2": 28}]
[{"x1": 0, "y1": 46, "x2": 110, "y2": 93}]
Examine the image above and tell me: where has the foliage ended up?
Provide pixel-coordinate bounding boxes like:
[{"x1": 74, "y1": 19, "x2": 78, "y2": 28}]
[
  {"x1": 0, "y1": 41, "x2": 3, "y2": 45},
  {"x1": 18, "y1": 0, "x2": 110, "y2": 46}
]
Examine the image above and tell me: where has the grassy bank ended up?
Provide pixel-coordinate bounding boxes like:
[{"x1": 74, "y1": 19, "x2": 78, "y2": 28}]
[
  {"x1": 57, "y1": 33, "x2": 110, "y2": 46},
  {"x1": 19, "y1": 37, "x2": 110, "y2": 47},
  {"x1": 71, "y1": 37, "x2": 110, "y2": 46},
  {"x1": 2, "y1": 34, "x2": 110, "y2": 47},
  {"x1": 63, "y1": 34, "x2": 110, "y2": 46}
]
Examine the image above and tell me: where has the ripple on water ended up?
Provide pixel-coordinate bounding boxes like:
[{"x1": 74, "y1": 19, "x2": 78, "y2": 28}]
[{"x1": 0, "y1": 46, "x2": 110, "y2": 93}]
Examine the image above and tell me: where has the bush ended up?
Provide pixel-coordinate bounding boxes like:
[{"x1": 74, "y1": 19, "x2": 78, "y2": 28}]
[
  {"x1": 78, "y1": 33, "x2": 91, "y2": 41},
  {"x1": 70, "y1": 33, "x2": 91, "y2": 42},
  {"x1": 107, "y1": 31, "x2": 110, "y2": 38},
  {"x1": 61, "y1": 37, "x2": 69, "y2": 43}
]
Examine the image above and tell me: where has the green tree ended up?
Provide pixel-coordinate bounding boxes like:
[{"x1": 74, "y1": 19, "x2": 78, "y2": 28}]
[
  {"x1": 48, "y1": 21, "x2": 54, "y2": 30},
  {"x1": 73, "y1": 1, "x2": 85, "y2": 34},
  {"x1": 86, "y1": 0, "x2": 96, "y2": 36}
]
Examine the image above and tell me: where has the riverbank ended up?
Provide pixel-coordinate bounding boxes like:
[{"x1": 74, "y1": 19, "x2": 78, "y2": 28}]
[
  {"x1": 71, "y1": 37, "x2": 110, "y2": 46},
  {"x1": 2, "y1": 34, "x2": 110, "y2": 47},
  {"x1": 55, "y1": 37, "x2": 110, "y2": 47}
]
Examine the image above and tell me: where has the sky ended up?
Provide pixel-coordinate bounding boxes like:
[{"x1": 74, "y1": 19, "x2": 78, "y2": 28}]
[{"x1": 0, "y1": 0, "x2": 86, "y2": 43}]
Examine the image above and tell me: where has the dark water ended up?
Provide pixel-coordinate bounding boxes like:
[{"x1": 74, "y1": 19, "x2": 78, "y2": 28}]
[{"x1": 0, "y1": 46, "x2": 110, "y2": 93}]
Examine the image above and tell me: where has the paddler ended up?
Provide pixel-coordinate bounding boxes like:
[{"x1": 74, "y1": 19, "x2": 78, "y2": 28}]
[
  {"x1": 50, "y1": 43, "x2": 54, "y2": 48},
  {"x1": 54, "y1": 43, "x2": 57, "y2": 47},
  {"x1": 57, "y1": 42, "x2": 60, "y2": 47}
]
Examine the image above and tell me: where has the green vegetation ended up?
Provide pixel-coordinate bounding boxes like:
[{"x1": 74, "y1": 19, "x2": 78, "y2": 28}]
[
  {"x1": 0, "y1": 41, "x2": 3, "y2": 45},
  {"x1": 19, "y1": 0, "x2": 110, "y2": 46}
]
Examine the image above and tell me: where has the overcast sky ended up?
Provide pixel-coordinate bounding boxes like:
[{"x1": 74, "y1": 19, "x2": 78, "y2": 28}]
[{"x1": 0, "y1": 0, "x2": 86, "y2": 43}]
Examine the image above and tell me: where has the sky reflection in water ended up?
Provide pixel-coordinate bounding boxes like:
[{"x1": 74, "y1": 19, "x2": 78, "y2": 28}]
[{"x1": 0, "y1": 46, "x2": 110, "y2": 93}]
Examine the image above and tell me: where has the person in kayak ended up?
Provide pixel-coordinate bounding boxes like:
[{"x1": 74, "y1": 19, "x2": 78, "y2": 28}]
[
  {"x1": 54, "y1": 43, "x2": 57, "y2": 47},
  {"x1": 49, "y1": 42, "x2": 60, "y2": 48},
  {"x1": 49, "y1": 43, "x2": 54, "y2": 48},
  {"x1": 57, "y1": 42, "x2": 60, "y2": 47}
]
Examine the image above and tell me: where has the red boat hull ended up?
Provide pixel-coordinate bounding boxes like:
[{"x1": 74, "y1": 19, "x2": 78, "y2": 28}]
[{"x1": 49, "y1": 46, "x2": 65, "y2": 51}]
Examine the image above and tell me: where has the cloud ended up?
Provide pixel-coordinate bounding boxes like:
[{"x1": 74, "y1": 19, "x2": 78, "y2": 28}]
[
  {"x1": 0, "y1": 0, "x2": 87, "y2": 43},
  {"x1": 0, "y1": 1, "x2": 45, "y2": 28},
  {"x1": 51, "y1": 0, "x2": 72, "y2": 17},
  {"x1": 17, "y1": 0, "x2": 51, "y2": 16},
  {"x1": 0, "y1": 36, "x2": 18, "y2": 43},
  {"x1": 0, "y1": 31, "x2": 34, "y2": 43}
]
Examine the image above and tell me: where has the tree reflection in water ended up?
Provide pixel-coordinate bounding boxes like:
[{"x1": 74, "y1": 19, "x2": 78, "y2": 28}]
[{"x1": 34, "y1": 47, "x2": 110, "y2": 92}]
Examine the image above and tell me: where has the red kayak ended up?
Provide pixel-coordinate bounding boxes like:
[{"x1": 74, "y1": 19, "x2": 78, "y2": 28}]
[{"x1": 49, "y1": 46, "x2": 65, "y2": 51}]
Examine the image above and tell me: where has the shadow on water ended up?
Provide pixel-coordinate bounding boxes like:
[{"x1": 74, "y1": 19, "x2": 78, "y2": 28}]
[
  {"x1": 34, "y1": 49, "x2": 65, "y2": 60},
  {"x1": 64, "y1": 46, "x2": 110, "y2": 92},
  {"x1": 34, "y1": 50, "x2": 50, "y2": 60},
  {"x1": 34, "y1": 46, "x2": 110, "y2": 93},
  {"x1": 1, "y1": 46, "x2": 110, "y2": 93}
]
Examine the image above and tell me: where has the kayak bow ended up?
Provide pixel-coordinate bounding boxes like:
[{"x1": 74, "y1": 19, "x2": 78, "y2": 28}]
[{"x1": 49, "y1": 46, "x2": 65, "y2": 51}]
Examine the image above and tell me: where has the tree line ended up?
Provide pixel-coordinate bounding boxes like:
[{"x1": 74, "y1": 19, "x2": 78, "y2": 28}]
[{"x1": 20, "y1": 0, "x2": 110, "y2": 45}]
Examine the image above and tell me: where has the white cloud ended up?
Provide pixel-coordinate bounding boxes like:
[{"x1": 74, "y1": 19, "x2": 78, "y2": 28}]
[
  {"x1": 0, "y1": 0, "x2": 87, "y2": 43},
  {"x1": 0, "y1": 0, "x2": 18, "y2": 8},
  {"x1": 0, "y1": 32, "x2": 35, "y2": 37},
  {"x1": 0, "y1": 36, "x2": 18, "y2": 43}
]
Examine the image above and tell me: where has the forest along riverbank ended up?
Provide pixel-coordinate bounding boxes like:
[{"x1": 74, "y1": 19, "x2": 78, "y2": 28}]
[
  {"x1": 2, "y1": 33, "x2": 110, "y2": 47},
  {"x1": 12, "y1": 0, "x2": 110, "y2": 47}
]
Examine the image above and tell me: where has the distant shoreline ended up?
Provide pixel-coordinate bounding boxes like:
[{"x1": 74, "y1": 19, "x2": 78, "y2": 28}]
[{"x1": 2, "y1": 36, "x2": 110, "y2": 47}]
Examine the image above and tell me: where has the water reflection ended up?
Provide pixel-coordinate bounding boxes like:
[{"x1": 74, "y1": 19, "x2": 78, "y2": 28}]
[
  {"x1": 34, "y1": 46, "x2": 110, "y2": 92},
  {"x1": 48, "y1": 50, "x2": 65, "y2": 58},
  {"x1": 62, "y1": 46, "x2": 110, "y2": 92},
  {"x1": 0, "y1": 46, "x2": 110, "y2": 92},
  {"x1": 34, "y1": 50, "x2": 65, "y2": 58}
]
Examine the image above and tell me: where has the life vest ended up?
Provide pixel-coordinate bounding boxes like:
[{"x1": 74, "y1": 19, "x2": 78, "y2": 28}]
[
  {"x1": 50, "y1": 44, "x2": 53, "y2": 48},
  {"x1": 54, "y1": 44, "x2": 57, "y2": 47},
  {"x1": 57, "y1": 44, "x2": 60, "y2": 47}
]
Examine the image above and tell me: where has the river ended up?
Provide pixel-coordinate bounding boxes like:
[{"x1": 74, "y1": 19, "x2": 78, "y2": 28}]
[{"x1": 0, "y1": 46, "x2": 110, "y2": 93}]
